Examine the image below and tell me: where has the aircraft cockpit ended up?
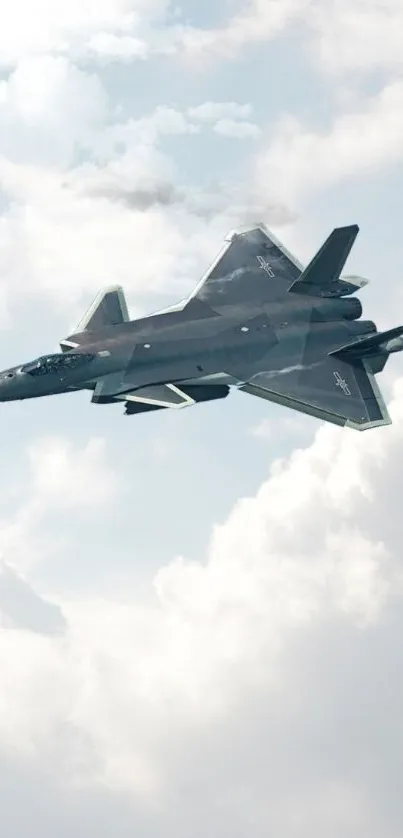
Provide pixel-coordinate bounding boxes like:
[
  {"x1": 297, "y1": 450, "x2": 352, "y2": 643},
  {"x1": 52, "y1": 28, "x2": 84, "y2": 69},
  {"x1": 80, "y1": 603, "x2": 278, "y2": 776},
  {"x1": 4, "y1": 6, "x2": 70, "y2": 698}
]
[{"x1": 21, "y1": 352, "x2": 95, "y2": 377}]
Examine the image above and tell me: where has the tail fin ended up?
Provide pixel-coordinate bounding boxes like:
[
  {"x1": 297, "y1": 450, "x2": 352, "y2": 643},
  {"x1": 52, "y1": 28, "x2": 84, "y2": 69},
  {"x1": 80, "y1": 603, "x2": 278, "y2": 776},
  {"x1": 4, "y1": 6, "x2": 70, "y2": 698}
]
[
  {"x1": 289, "y1": 225, "x2": 359, "y2": 297},
  {"x1": 60, "y1": 286, "x2": 130, "y2": 351}
]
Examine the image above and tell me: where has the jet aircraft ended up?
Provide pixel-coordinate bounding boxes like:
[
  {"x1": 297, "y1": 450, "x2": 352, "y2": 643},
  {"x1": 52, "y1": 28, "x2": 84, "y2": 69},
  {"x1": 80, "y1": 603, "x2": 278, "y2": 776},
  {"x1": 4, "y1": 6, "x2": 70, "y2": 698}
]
[{"x1": 0, "y1": 223, "x2": 401, "y2": 430}]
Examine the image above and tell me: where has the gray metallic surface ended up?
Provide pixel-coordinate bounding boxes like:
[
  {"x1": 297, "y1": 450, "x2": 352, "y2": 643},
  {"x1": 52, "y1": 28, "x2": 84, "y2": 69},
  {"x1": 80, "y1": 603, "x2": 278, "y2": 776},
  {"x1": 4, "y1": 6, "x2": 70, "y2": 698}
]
[{"x1": 0, "y1": 223, "x2": 401, "y2": 431}]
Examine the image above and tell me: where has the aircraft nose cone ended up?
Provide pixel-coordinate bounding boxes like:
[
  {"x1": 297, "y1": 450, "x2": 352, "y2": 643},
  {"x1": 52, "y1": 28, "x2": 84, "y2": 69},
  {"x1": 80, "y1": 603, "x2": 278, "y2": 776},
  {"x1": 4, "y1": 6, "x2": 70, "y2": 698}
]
[{"x1": 0, "y1": 368, "x2": 20, "y2": 400}]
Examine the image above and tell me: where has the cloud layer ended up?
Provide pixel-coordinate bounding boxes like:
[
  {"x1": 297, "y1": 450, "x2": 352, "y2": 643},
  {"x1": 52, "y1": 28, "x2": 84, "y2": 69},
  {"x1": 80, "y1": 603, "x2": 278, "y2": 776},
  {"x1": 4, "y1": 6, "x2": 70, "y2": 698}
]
[{"x1": 1, "y1": 382, "x2": 403, "y2": 834}]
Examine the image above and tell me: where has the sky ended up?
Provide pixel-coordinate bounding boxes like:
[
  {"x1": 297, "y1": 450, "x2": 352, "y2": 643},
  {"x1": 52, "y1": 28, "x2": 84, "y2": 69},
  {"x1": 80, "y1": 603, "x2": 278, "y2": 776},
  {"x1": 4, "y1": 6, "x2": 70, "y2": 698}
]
[{"x1": 1, "y1": 1, "x2": 403, "y2": 835}]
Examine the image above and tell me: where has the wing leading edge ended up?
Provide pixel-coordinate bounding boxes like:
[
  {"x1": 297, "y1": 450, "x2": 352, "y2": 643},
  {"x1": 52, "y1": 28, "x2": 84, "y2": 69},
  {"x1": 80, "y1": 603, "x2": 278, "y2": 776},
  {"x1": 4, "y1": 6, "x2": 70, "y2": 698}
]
[
  {"x1": 186, "y1": 225, "x2": 301, "y2": 310},
  {"x1": 238, "y1": 355, "x2": 391, "y2": 431}
]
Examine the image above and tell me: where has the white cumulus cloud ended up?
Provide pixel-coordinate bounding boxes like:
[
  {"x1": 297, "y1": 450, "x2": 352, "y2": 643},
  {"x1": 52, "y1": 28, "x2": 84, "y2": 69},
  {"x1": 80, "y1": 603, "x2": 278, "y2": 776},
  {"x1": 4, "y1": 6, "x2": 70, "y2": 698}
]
[
  {"x1": 255, "y1": 79, "x2": 403, "y2": 205},
  {"x1": 0, "y1": 56, "x2": 107, "y2": 168},
  {"x1": 178, "y1": 0, "x2": 309, "y2": 60},
  {"x1": 310, "y1": 0, "x2": 403, "y2": 74},
  {"x1": 213, "y1": 118, "x2": 261, "y2": 138},
  {"x1": 1, "y1": 382, "x2": 403, "y2": 835},
  {"x1": 0, "y1": 0, "x2": 169, "y2": 66},
  {"x1": 0, "y1": 436, "x2": 121, "y2": 571},
  {"x1": 188, "y1": 101, "x2": 254, "y2": 122}
]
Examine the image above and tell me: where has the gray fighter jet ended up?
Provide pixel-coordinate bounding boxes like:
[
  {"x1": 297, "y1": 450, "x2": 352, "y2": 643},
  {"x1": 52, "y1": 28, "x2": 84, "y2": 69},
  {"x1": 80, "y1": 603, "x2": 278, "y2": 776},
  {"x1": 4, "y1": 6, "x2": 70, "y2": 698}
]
[{"x1": 0, "y1": 224, "x2": 401, "y2": 430}]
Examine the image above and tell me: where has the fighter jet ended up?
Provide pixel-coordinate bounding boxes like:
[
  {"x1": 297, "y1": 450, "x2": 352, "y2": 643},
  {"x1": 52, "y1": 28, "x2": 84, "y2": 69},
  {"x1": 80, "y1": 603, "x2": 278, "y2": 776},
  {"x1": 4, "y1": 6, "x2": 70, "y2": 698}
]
[{"x1": 0, "y1": 223, "x2": 401, "y2": 430}]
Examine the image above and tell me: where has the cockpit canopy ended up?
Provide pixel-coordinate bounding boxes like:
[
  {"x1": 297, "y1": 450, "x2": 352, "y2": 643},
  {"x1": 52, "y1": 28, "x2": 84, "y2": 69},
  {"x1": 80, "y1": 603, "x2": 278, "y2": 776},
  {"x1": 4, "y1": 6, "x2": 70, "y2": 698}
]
[{"x1": 21, "y1": 352, "x2": 95, "y2": 377}]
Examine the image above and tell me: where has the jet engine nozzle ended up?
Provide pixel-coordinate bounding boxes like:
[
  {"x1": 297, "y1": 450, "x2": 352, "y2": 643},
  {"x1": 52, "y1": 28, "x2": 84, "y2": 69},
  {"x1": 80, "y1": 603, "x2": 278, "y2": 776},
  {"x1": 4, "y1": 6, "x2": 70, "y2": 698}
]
[{"x1": 312, "y1": 297, "x2": 362, "y2": 322}]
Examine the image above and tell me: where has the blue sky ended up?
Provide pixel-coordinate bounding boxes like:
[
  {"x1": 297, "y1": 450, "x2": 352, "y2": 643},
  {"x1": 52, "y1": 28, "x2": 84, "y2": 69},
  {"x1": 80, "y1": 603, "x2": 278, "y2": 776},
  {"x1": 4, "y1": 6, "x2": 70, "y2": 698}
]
[{"x1": 1, "y1": 2, "x2": 403, "y2": 836}]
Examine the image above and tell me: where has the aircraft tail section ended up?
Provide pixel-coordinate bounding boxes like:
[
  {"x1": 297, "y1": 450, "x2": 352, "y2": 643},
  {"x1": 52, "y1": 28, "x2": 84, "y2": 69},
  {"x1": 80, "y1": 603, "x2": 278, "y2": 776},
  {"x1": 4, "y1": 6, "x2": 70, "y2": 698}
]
[
  {"x1": 60, "y1": 286, "x2": 130, "y2": 351},
  {"x1": 289, "y1": 225, "x2": 359, "y2": 297}
]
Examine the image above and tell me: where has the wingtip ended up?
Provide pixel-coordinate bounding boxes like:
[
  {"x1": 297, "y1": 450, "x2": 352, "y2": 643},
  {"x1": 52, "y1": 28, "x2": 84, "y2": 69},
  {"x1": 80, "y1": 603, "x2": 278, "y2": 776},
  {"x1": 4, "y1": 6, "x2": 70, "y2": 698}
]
[
  {"x1": 334, "y1": 224, "x2": 360, "y2": 235},
  {"x1": 224, "y1": 222, "x2": 270, "y2": 241},
  {"x1": 100, "y1": 284, "x2": 125, "y2": 294}
]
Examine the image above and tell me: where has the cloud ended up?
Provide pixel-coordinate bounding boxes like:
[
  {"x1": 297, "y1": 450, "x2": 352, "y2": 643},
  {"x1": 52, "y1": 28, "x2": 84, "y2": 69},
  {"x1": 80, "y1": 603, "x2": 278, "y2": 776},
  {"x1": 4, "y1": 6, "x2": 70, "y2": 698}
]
[
  {"x1": 0, "y1": 436, "x2": 121, "y2": 571},
  {"x1": 0, "y1": 161, "x2": 291, "y2": 326},
  {"x1": 0, "y1": 93, "x2": 201, "y2": 315},
  {"x1": 25, "y1": 437, "x2": 120, "y2": 510},
  {"x1": 0, "y1": 157, "x2": 196, "y2": 314},
  {"x1": 177, "y1": 0, "x2": 309, "y2": 60},
  {"x1": 213, "y1": 118, "x2": 261, "y2": 138},
  {"x1": 0, "y1": 0, "x2": 169, "y2": 66},
  {"x1": 186, "y1": 102, "x2": 261, "y2": 139},
  {"x1": 72, "y1": 102, "x2": 289, "y2": 224},
  {"x1": 92, "y1": 106, "x2": 199, "y2": 153},
  {"x1": 79, "y1": 103, "x2": 267, "y2": 215},
  {"x1": 4, "y1": 0, "x2": 401, "y2": 78},
  {"x1": 0, "y1": 561, "x2": 66, "y2": 635},
  {"x1": 0, "y1": 91, "x2": 263, "y2": 319},
  {"x1": 0, "y1": 0, "x2": 305, "y2": 68},
  {"x1": 251, "y1": 411, "x2": 315, "y2": 447},
  {"x1": 86, "y1": 31, "x2": 149, "y2": 61},
  {"x1": 310, "y1": 0, "x2": 403, "y2": 74},
  {"x1": 80, "y1": 149, "x2": 292, "y2": 224},
  {"x1": 0, "y1": 380, "x2": 403, "y2": 834},
  {"x1": 188, "y1": 101, "x2": 254, "y2": 122},
  {"x1": 0, "y1": 84, "x2": 292, "y2": 322},
  {"x1": 92, "y1": 179, "x2": 182, "y2": 211},
  {"x1": 0, "y1": 56, "x2": 107, "y2": 168},
  {"x1": 0, "y1": 38, "x2": 284, "y2": 326},
  {"x1": 255, "y1": 79, "x2": 403, "y2": 205}
]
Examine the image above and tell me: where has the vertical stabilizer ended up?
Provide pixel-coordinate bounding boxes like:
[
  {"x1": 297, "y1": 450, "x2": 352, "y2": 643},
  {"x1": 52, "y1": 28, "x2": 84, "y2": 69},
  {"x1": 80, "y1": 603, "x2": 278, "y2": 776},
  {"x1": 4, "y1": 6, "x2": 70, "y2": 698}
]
[{"x1": 60, "y1": 286, "x2": 130, "y2": 351}]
